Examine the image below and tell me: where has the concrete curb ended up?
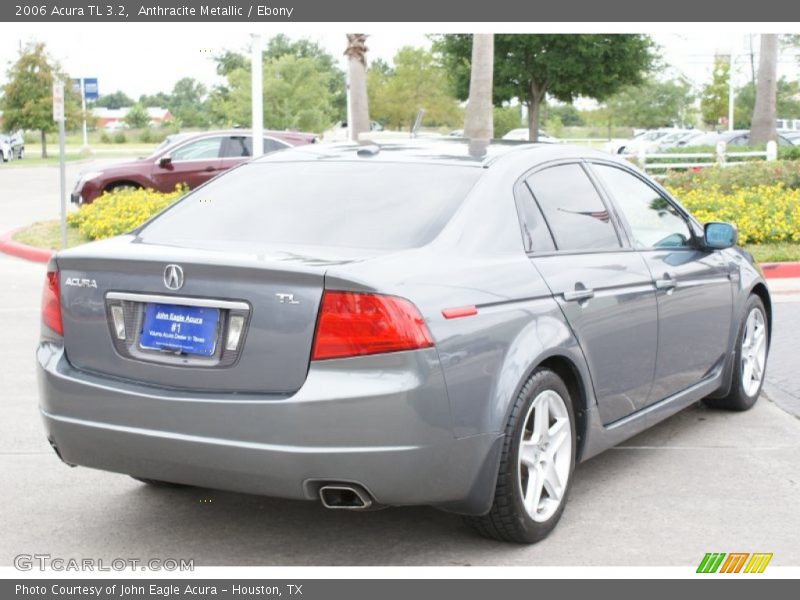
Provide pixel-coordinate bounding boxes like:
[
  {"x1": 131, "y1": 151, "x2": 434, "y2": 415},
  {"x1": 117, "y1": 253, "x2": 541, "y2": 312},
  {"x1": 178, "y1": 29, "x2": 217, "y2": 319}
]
[
  {"x1": 0, "y1": 228, "x2": 54, "y2": 264},
  {"x1": 2, "y1": 225, "x2": 800, "y2": 279},
  {"x1": 760, "y1": 262, "x2": 800, "y2": 279}
]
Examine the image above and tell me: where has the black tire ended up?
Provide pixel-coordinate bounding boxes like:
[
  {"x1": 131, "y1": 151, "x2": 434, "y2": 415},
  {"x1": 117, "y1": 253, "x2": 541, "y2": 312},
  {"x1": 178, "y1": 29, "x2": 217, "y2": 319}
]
[
  {"x1": 131, "y1": 476, "x2": 186, "y2": 488},
  {"x1": 704, "y1": 294, "x2": 769, "y2": 411},
  {"x1": 106, "y1": 182, "x2": 141, "y2": 194},
  {"x1": 465, "y1": 368, "x2": 577, "y2": 543},
  {"x1": 16, "y1": 147, "x2": 24, "y2": 160}
]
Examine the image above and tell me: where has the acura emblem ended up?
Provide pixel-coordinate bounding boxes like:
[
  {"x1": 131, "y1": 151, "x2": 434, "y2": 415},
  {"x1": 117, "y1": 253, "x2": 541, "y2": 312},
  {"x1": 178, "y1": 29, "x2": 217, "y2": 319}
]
[{"x1": 163, "y1": 264, "x2": 184, "y2": 290}]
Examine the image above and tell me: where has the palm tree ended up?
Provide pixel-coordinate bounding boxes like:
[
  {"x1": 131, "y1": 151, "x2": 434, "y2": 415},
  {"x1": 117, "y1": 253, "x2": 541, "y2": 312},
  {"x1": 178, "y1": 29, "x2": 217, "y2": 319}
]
[
  {"x1": 750, "y1": 34, "x2": 778, "y2": 145},
  {"x1": 463, "y1": 34, "x2": 494, "y2": 140},
  {"x1": 345, "y1": 34, "x2": 370, "y2": 141}
]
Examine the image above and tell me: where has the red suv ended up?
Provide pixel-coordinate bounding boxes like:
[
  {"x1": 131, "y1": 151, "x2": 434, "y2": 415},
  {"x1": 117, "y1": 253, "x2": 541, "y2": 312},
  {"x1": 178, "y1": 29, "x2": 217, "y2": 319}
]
[{"x1": 71, "y1": 129, "x2": 317, "y2": 205}]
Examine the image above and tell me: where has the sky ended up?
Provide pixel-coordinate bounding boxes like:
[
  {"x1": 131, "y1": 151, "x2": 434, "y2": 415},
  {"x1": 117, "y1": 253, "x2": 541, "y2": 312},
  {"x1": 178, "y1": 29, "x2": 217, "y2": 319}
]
[{"x1": 0, "y1": 23, "x2": 798, "y2": 105}]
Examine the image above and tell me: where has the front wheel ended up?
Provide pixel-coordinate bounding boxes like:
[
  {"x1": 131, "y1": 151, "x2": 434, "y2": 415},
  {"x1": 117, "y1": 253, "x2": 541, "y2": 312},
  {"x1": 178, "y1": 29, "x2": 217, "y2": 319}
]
[
  {"x1": 705, "y1": 295, "x2": 769, "y2": 411},
  {"x1": 465, "y1": 368, "x2": 576, "y2": 543}
]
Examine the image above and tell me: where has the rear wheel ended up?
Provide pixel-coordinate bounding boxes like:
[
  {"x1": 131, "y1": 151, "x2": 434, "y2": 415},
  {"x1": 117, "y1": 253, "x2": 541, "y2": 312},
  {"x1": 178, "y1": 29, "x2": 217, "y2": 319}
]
[
  {"x1": 465, "y1": 368, "x2": 576, "y2": 543},
  {"x1": 705, "y1": 295, "x2": 768, "y2": 411}
]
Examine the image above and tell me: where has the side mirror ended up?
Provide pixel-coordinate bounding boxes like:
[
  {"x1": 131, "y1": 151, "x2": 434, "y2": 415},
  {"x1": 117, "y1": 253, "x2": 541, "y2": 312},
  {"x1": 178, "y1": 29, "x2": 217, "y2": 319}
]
[
  {"x1": 158, "y1": 155, "x2": 172, "y2": 168},
  {"x1": 704, "y1": 222, "x2": 737, "y2": 250}
]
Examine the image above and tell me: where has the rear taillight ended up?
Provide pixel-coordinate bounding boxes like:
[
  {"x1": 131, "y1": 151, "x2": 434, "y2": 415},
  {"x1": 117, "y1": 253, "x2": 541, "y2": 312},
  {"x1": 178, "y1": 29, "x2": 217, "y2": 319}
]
[
  {"x1": 42, "y1": 269, "x2": 63, "y2": 336},
  {"x1": 311, "y1": 291, "x2": 433, "y2": 361}
]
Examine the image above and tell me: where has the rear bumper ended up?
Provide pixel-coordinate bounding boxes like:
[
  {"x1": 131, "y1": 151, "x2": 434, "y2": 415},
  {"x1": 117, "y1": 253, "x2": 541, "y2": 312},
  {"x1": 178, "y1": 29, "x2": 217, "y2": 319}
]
[{"x1": 37, "y1": 343, "x2": 502, "y2": 514}]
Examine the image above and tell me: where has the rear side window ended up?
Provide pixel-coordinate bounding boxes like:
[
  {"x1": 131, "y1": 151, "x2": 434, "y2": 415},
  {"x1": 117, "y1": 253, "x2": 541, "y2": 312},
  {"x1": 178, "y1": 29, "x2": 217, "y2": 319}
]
[
  {"x1": 526, "y1": 164, "x2": 621, "y2": 252},
  {"x1": 222, "y1": 136, "x2": 290, "y2": 158},
  {"x1": 139, "y1": 162, "x2": 482, "y2": 250}
]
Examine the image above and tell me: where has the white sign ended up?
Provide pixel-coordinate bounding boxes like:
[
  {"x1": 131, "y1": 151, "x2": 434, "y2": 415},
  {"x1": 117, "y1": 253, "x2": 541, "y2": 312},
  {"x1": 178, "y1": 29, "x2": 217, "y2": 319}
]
[{"x1": 52, "y1": 81, "x2": 65, "y2": 122}]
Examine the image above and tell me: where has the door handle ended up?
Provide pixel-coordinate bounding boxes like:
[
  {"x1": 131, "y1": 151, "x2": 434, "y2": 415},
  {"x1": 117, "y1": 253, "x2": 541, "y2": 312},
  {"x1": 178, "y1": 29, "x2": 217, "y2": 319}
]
[
  {"x1": 655, "y1": 274, "x2": 677, "y2": 291},
  {"x1": 563, "y1": 288, "x2": 595, "y2": 302},
  {"x1": 204, "y1": 166, "x2": 216, "y2": 172}
]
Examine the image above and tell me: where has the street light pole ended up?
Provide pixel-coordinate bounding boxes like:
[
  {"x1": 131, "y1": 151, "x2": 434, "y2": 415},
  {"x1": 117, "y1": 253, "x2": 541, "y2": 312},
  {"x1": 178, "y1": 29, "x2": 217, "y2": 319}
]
[
  {"x1": 250, "y1": 33, "x2": 263, "y2": 158},
  {"x1": 80, "y1": 78, "x2": 89, "y2": 149},
  {"x1": 728, "y1": 53, "x2": 735, "y2": 132}
]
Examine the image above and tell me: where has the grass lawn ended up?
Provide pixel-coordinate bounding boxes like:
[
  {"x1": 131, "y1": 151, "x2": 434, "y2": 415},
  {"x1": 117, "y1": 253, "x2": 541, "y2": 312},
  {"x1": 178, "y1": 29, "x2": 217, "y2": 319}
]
[
  {"x1": 11, "y1": 220, "x2": 800, "y2": 264},
  {"x1": 12, "y1": 220, "x2": 89, "y2": 251},
  {"x1": 744, "y1": 243, "x2": 800, "y2": 263},
  {"x1": 3, "y1": 145, "x2": 155, "y2": 168}
]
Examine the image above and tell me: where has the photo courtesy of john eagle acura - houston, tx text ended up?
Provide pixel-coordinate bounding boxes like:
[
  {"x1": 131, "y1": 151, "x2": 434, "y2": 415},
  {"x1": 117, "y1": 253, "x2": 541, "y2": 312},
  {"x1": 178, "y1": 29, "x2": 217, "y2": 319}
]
[{"x1": 37, "y1": 139, "x2": 771, "y2": 543}]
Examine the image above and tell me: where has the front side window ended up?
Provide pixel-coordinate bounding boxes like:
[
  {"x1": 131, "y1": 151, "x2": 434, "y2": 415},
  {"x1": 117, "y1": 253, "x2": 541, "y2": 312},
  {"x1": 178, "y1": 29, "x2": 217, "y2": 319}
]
[
  {"x1": 170, "y1": 137, "x2": 224, "y2": 161},
  {"x1": 592, "y1": 164, "x2": 692, "y2": 249},
  {"x1": 526, "y1": 164, "x2": 621, "y2": 252}
]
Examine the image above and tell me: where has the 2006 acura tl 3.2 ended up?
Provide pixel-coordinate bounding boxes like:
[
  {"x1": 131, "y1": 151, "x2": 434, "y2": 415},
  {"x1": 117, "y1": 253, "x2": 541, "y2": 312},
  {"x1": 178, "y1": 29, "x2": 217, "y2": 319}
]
[{"x1": 37, "y1": 140, "x2": 771, "y2": 543}]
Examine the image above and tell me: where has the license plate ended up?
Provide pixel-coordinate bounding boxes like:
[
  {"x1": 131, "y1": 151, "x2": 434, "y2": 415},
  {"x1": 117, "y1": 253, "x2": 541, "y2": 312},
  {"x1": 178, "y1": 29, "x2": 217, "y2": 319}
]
[{"x1": 139, "y1": 303, "x2": 220, "y2": 356}]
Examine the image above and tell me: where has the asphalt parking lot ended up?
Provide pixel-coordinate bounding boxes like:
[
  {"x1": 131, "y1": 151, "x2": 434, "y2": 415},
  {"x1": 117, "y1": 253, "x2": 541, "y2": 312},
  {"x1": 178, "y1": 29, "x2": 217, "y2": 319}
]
[{"x1": 1, "y1": 160, "x2": 799, "y2": 566}]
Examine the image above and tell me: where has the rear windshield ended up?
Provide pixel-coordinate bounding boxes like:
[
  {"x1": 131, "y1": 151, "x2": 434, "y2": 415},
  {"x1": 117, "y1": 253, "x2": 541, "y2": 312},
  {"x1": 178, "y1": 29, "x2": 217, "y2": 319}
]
[{"x1": 139, "y1": 162, "x2": 481, "y2": 250}]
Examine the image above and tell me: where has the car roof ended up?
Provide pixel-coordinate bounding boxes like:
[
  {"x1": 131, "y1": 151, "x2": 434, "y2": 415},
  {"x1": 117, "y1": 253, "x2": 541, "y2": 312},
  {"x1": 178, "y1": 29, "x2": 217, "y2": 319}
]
[{"x1": 251, "y1": 138, "x2": 610, "y2": 168}]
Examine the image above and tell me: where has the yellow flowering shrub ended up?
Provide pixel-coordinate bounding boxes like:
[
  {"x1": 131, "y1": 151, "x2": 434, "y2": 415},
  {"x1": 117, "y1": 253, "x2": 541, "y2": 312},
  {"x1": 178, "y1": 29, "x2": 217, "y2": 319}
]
[
  {"x1": 67, "y1": 186, "x2": 186, "y2": 241},
  {"x1": 668, "y1": 184, "x2": 800, "y2": 245}
]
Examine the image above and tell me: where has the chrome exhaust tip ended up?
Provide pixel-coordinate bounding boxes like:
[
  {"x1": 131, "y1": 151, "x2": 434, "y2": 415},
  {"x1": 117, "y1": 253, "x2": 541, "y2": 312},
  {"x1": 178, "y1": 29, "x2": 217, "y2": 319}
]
[{"x1": 318, "y1": 484, "x2": 373, "y2": 510}]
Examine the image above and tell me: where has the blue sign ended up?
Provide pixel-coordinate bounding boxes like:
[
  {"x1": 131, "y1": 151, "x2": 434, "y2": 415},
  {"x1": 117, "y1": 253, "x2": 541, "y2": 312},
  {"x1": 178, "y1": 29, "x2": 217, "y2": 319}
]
[
  {"x1": 71, "y1": 78, "x2": 99, "y2": 100},
  {"x1": 83, "y1": 78, "x2": 99, "y2": 100}
]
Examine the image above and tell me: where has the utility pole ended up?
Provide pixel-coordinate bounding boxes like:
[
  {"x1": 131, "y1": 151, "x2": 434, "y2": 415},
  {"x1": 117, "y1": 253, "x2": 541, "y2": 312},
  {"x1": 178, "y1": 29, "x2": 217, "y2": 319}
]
[{"x1": 250, "y1": 33, "x2": 263, "y2": 158}]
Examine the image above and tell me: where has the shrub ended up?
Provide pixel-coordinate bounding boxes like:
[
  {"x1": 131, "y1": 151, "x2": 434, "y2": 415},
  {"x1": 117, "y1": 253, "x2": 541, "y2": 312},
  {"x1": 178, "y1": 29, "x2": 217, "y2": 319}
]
[
  {"x1": 99, "y1": 132, "x2": 112, "y2": 144},
  {"x1": 667, "y1": 183, "x2": 800, "y2": 245},
  {"x1": 662, "y1": 160, "x2": 800, "y2": 193},
  {"x1": 67, "y1": 186, "x2": 186, "y2": 240},
  {"x1": 113, "y1": 131, "x2": 127, "y2": 144}
]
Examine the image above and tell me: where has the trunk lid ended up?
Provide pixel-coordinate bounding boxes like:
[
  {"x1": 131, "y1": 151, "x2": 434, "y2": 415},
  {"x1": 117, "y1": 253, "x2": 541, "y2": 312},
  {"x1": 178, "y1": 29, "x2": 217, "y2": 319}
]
[{"x1": 55, "y1": 236, "x2": 365, "y2": 394}]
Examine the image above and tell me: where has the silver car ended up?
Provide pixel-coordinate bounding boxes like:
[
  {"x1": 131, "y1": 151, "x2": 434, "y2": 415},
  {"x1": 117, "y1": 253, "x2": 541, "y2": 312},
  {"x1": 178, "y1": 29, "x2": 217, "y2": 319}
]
[{"x1": 37, "y1": 140, "x2": 771, "y2": 543}]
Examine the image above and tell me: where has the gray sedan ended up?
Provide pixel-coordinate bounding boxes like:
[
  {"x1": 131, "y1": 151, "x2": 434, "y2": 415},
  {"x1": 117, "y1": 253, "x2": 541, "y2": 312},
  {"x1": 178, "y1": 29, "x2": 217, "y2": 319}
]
[{"x1": 37, "y1": 140, "x2": 771, "y2": 543}]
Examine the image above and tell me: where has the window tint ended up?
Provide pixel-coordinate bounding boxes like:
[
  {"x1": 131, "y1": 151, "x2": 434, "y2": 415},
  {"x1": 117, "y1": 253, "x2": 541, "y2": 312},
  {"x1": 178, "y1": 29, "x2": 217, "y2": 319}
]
[
  {"x1": 170, "y1": 137, "x2": 223, "y2": 161},
  {"x1": 222, "y1": 136, "x2": 290, "y2": 158},
  {"x1": 140, "y1": 162, "x2": 482, "y2": 250},
  {"x1": 221, "y1": 136, "x2": 250, "y2": 158},
  {"x1": 593, "y1": 164, "x2": 692, "y2": 249},
  {"x1": 516, "y1": 185, "x2": 556, "y2": 252},
  {"x1": 526, "y1": 164, "x2": 620, "y2": 251}
]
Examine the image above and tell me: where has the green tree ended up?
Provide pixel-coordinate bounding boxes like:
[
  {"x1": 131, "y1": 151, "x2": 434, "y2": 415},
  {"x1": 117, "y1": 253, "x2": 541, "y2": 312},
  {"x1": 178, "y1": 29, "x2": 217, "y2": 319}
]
[
  {"x1": 368, "y1": 46, "x2": 463, "y2": 131},
  {"x1": 493, "y1": 106, "x2": 523, "y2": 137},
  {"x1": 208, "y1": 55, "x2": 337, "y2": 132},
  {"x1": 700, "y1": 55, "x2": 730, "y2": 127},
  {"x1": 734, "y1": 78, "x2": 800, "y2": 128},
  {"x1": 435, "y1": 34, "x2": 653, "y2": 141},
  {"x1": 214, "y1": 50, "x2": 248, "y2": 76},
  {"x1": 168, "y1": 77, "x2": 208, "y2": 127},
  {"x1": 210, "y1": 36, "x2": 346, "y2": 126},
  {"x1": 545, "y1": 103, "x2": 584, "y2": 127},
  {"x1": 1, "y1": 42, "x2": 80, "y2": 157},
  {"x1": 94, "y1": 90, "x2": 134, "y2": 109},
  {"x1": 138, "y1": 91, "x2": 171, "y2": 107},
  {"x1": 124, "y1": 103, "x2": 150, "y2": 128},
  {"x1": 606, "y1": 77, "x2": 695, "y2": 129}
]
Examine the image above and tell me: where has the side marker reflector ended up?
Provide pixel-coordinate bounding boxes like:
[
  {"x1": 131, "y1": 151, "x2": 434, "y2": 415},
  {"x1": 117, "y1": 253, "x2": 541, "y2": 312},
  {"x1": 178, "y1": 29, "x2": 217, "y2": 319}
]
[{"x1": 442, "y1": 306, "x2": 478, "y2": 319}]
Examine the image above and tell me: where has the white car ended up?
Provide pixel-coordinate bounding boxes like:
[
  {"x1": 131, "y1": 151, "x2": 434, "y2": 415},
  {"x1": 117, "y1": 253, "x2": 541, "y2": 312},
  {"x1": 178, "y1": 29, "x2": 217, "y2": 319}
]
[
  {"x1": 605, "y1": 128, "x2": 688, "y2": 155},
  {"x1": 501, "y1": 128, "x2": 557, "y2": 142},
  {"x1": 1, "y1": 132, "x2": 24, "y2": 162}
]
